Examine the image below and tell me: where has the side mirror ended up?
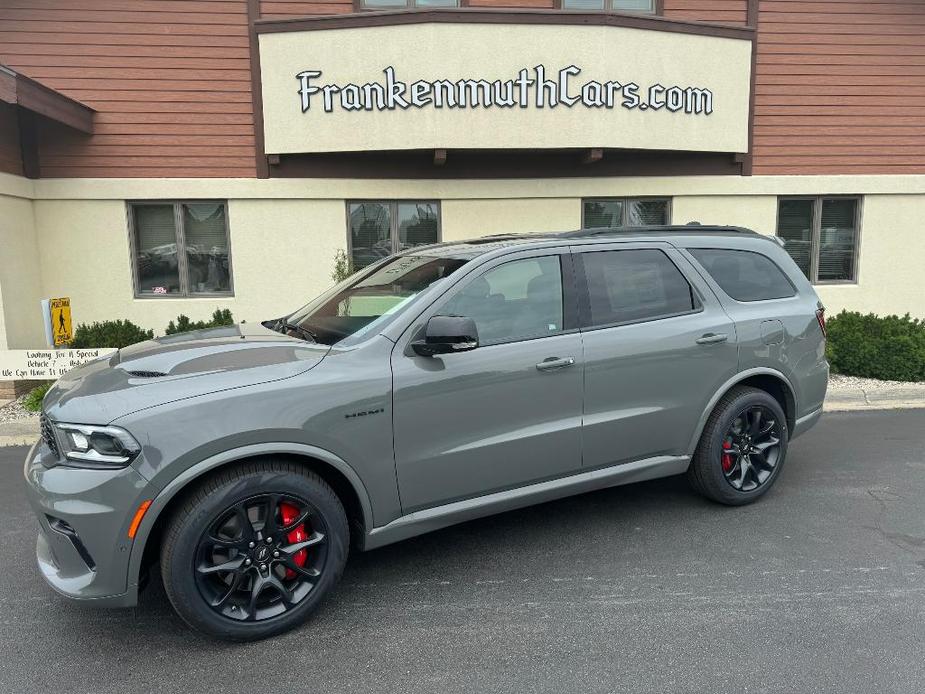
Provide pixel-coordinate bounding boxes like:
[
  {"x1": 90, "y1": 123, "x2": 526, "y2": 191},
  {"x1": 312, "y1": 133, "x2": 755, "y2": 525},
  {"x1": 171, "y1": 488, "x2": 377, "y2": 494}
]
[{"x1": 412, "y1": 315, "x2": 479, "y2": 357}]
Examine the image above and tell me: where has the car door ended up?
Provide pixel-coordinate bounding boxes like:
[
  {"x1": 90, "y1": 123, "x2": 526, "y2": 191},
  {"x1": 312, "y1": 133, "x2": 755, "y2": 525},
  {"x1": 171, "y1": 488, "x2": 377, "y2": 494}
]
[
  {"x1": 390, "y1": 248, "x2": 584, "y2": 512},
  {"x1": 573, "y1": 242, "x2": 738, "y2": 468}
]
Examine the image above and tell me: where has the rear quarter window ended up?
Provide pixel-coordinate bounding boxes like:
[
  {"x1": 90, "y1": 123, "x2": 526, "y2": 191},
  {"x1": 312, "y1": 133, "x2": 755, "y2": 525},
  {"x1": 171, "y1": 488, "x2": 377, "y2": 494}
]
[{"x1": 689, "y1": 248, "x2": 796, "y2": 302}]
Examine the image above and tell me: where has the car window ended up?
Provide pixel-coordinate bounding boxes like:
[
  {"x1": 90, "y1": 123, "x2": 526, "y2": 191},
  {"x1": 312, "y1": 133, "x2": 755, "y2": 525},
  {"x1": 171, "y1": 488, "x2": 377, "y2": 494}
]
[
  {"x1": 689, "y1": 248, "x2": 796, "y2": 302},
  {"x1": 580, "y1": 249, "x2": 697, "y2": 327},
  {"x1": 440, "y1": 256, "x2": 564, "y2": 344}
]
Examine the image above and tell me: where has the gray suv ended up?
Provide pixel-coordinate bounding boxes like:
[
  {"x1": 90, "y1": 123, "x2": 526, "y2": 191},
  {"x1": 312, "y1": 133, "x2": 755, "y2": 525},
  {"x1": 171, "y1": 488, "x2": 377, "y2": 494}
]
[{"x1": 23, "y1": 226, "x2": 828, "y2": 640}]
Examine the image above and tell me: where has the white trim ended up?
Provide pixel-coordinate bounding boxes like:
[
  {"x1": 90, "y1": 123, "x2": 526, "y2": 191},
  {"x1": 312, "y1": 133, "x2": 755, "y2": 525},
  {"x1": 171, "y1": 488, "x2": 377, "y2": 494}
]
[{"x1": 1, "y1": 174, "x2": 921, "y2": 202}]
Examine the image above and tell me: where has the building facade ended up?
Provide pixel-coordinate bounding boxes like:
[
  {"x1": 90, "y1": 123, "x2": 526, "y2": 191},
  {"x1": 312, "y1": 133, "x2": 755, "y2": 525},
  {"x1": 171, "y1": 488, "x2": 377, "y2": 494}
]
[{"x1": 1, "y1": 0, "x2": 923, "y2": 349}]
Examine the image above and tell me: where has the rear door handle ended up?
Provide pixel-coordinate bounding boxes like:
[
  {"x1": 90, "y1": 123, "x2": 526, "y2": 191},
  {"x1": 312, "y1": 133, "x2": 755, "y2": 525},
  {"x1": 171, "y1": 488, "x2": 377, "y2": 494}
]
[
  {"x1": 536, "y1": 356, "x2": 576, "y2": 372},
  {"x1": 696, "y1": 333, "x2": 728, "y2": 345}
]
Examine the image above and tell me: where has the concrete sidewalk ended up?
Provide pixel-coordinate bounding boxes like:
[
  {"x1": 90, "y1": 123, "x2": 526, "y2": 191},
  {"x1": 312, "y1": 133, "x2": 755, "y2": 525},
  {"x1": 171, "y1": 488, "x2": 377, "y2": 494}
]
[
  {"x1": 1, "y1": 380, "x2": 924, "y2": 447},
  {"x1": 825, "y1": 381, "x2": 925, "y2": 412}
]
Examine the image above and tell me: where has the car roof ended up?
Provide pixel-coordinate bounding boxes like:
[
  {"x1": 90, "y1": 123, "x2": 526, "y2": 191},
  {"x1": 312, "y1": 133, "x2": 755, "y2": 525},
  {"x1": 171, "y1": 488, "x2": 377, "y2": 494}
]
[{"x1": 406, "y1": 225, "x2": 773, "y2": 260}]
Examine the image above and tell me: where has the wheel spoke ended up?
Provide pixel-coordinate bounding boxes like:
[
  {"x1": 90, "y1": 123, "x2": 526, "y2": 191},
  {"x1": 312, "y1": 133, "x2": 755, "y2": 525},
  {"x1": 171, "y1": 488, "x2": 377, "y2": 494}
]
[
  {"x1": 211, "y1": 570, "x2": 246, "y2": 608},
  {"x1": 749, "y1": 409, "x2": 763, "y2": 437},
  {"x1": 281, "y1": 555, "x2": 321, "y2": 580},
  {"x1": 279, "y1": 508, "x2": 312, "y2": 534},
  {"x1": 197, "y1": 556, "x2": 246, "y2": 575},
  {"x1": 268, "y1": 575, "x2": 297, "y2": 606},
  {"x1": 246, "y1": 574, "x2": 270, "y2": 620},
  {"x1": 233, "y1": 504, "x2": 257, "y2": 542},
  {"x1": 263, "y1": 494, "x2": 280, "y2": 535},
  {"x1": 281, "y1": 531, "x2": 325, "y2": 556}
]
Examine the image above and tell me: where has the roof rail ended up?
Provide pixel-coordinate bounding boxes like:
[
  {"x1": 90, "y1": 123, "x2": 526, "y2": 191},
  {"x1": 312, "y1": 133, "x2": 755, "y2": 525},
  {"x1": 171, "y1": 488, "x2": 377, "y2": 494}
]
[{"x1": 558, "y1": 225, "x2": 760, "y2": 239}]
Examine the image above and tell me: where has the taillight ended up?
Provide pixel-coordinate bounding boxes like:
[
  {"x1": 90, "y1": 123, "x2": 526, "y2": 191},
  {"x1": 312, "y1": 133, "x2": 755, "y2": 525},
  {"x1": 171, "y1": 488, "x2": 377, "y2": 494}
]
[{"x1": 815, "y1": 307, "x2": 827, "y2": 339}]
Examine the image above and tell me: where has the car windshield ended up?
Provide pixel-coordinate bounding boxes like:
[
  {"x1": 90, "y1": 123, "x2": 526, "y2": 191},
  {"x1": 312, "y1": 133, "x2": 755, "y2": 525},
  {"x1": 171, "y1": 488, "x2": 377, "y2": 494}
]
[{"x1": 278, "y1": 254, "x2": 469, "y2": 346}]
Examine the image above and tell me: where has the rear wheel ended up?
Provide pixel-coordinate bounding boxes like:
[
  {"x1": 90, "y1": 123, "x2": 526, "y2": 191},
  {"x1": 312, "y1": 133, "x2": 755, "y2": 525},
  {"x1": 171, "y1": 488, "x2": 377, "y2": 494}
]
[
  {"x1": 160, "y1": 460, "x2": 348, "y2": 641},
  {"x1": 688, "y1": 386, "x2": 789, "y2": 505}
]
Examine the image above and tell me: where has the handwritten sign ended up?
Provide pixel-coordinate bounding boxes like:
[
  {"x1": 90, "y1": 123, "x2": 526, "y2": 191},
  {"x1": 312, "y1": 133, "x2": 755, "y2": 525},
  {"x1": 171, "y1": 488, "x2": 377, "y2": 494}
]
[{"x1": 0, "y1": 349, "x2": 116, "y2": 381}]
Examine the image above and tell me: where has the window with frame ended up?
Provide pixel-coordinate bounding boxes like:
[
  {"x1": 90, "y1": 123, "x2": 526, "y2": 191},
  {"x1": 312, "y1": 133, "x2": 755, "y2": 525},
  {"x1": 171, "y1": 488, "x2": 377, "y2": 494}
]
[
  {"x1": 359, "y1": 0, "x2": 458, "y2": 8},
  {"x1": 561, "y1": 0, "x2": 656, "y2": 13},
  {"x1": 579, "y1": 249, "x2": 698, "y2": 328},
  {"x1": 130, "y1": 201, "x2": 232, "y2": 297},
  {"x1": 439, "y1": 256, "x2": 565, "y2": 345},
  {"x1": 776, "y1": 197, "x2": 861, "y2": 283},
  {"x1": 348, "y1": 201, "x2": 440, "y2": 271},
  {"x1": 582, "y1": 198, "x2": 671, "y2": 229},
  {"x1": 688, "y1": 249, "x2": 796, "y2": 303}
]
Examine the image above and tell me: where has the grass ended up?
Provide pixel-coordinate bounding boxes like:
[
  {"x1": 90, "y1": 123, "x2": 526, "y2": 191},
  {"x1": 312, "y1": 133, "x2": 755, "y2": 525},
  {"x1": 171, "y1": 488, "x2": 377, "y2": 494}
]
[{"x1": 22, "y1": 382, "x2": 53, "y2": 413}]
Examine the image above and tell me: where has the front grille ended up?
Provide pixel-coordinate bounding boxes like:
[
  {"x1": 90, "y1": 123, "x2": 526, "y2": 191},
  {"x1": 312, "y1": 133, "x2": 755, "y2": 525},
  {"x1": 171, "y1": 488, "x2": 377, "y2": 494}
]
[{"x1": 40, "y1": 414, "x2": 60, "y2": 457}]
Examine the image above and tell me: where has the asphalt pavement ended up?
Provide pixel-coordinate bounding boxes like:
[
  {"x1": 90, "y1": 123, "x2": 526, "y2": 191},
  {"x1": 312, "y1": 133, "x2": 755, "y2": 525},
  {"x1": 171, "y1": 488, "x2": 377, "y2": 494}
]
[{"x1": 2, "y1": 409, "x2": 924, "y2": 694}]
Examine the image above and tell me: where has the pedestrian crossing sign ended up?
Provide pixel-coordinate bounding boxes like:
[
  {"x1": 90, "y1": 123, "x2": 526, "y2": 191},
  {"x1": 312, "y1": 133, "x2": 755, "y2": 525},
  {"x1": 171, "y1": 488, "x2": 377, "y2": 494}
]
[{"x1": 50, "y1": 297, "x2": 72, "y2": 346}]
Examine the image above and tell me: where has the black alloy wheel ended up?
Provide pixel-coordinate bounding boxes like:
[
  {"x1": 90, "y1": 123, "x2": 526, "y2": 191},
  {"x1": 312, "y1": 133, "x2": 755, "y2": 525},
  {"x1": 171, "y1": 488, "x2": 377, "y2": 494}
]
[
  {"x1": 719, "y1": 405, "x2": 782, "y2": 492},
  {"x1": 194, "y1": 493, "x2": 328, "y2": 622},
  {"x1": 161, "y1": 461, "x2": 348, "y2": 641},
  {"x1": 687, "y1": 385, "x2": 790, "y2": 506}
]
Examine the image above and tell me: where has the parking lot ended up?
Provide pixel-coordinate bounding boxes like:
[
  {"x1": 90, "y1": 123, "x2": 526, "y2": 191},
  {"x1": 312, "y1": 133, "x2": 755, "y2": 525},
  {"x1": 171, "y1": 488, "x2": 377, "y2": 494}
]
[{"x1": 2, "y1": 409, "x2": 924, "y2": 694}]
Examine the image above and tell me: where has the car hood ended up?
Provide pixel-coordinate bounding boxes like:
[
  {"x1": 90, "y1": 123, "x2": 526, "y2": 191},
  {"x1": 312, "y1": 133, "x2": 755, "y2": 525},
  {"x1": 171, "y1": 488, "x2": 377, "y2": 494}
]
[{"x1": 43, "y1": 323, "x2": 330, "y2": 424}]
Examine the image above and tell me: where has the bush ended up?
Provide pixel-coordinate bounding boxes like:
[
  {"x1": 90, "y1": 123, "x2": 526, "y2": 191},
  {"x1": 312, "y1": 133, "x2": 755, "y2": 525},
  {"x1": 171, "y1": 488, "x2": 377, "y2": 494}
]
[
  {"x1": 22, "y1": 382, "x2": 53, "y2": 413},
  {"x1": 826, "y1": 310, "x2": 925, "y2": 382},
  {"x1": 332, "y1": 248, "x2": 352, "y2": 284},
  {"x1": 70, "y1": 319, "x2": 154, "y2": 349},
  {"x1": 165, "y1": 309, "x2": 234, "y2": 335}
]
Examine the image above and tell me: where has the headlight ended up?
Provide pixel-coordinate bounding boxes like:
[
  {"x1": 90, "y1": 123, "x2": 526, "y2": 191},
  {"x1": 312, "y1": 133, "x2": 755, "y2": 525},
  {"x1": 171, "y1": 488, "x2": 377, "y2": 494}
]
[{"x1": 55, "y1": 423, "x2": 141, "y2": 469}]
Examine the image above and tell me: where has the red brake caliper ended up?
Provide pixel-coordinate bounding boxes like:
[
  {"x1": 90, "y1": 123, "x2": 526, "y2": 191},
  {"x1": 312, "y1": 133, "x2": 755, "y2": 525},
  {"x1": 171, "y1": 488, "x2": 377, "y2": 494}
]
[
  {"x1": 722, "y1": 439, "x2": 734, "y2": 473},
  {"x1": 280, "y1": 502, "x2": 308, "y2": 580}
]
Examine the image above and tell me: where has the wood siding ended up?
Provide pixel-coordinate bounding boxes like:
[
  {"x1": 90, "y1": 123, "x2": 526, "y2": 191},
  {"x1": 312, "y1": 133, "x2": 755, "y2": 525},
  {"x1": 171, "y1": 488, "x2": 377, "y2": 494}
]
[
  {"x1": 663, "y1": 0, "x2": 749, "y2": 26},
  {"x1": 0, "y1": 0, "x2": 256, "y2": 178},
  {"x1": 2, "y1": 1, "x2": 923, "y2": 177},
  {"x1": 753, "y1": 0, "x2": 925, "y2": 174},
  {"x1": 0, "y1": 104, "x2": 24, "y2": 176}
]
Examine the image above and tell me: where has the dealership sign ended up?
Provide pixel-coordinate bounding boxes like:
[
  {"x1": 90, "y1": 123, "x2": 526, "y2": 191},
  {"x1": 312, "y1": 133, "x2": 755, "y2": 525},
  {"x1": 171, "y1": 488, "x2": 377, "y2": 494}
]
[
  {"x1": 259, "y1": 22, "x2": 752, "y2": 154},
  {"x1": 296, "y1": 66, "x2": 714, "y2": 115}
]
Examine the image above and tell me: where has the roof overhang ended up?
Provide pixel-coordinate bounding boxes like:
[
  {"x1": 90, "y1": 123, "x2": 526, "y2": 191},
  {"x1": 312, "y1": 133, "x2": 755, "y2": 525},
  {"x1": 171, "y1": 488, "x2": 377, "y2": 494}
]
[{"x1": 0, "y1": 64, "x2": 94, "y2": 134}]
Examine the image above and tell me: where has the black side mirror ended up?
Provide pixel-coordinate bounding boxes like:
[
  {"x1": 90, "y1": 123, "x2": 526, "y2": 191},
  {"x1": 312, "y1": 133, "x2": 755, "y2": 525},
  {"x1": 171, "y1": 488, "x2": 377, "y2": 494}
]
[{"x1": 412, "y1": 315, "x2": 479, "y2": 357}]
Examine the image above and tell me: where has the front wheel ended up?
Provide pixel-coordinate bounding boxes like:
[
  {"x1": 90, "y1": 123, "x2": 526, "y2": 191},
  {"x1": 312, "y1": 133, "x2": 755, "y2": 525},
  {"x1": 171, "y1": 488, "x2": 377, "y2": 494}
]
[
  {"x1": 160, "y1": 460, "x2": 348, "y2": 641},
  {"x1": 688, "y1": 386, "x2": 789, "y2": 506}
]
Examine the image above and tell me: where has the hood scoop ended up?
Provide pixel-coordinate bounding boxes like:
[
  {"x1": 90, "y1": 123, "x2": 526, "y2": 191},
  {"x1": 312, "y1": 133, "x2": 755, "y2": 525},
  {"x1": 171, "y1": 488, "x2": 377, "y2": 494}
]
[{"x1": 126, "y1": 370, "x2": 169, "y2": 378}]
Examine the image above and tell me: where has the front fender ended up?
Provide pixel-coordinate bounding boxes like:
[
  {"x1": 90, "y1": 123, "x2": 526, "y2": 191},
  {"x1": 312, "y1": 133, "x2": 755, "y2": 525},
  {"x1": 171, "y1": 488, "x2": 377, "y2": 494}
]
[{"x1": 126, "y1": 442, "x2": 375, "y2": 592}]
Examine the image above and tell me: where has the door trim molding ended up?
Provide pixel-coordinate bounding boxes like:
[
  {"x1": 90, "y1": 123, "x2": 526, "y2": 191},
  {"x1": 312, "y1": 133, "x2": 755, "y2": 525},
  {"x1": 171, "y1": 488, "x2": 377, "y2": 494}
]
[{"x1": 362, "y1": 453, "x2": 689, "y2": 550}]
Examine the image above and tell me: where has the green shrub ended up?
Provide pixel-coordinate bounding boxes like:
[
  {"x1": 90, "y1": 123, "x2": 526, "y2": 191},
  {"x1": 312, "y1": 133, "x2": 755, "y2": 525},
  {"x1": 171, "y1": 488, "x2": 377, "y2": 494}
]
[
  {"x1": 165, "y1": 309, "x2": 234, "y2": 335},
  {"x1": 22, "y1": 382, "x2": 53, "y2": 413},
  {"x1": 826, "y1": 310, "x2": 925, "y2": 382},
  {"x1": 70, "y1": 319, "x2": 154, "y2": 349},
  {"x1": 332, "y1": 248, "x2": 352, "y2": 284}
]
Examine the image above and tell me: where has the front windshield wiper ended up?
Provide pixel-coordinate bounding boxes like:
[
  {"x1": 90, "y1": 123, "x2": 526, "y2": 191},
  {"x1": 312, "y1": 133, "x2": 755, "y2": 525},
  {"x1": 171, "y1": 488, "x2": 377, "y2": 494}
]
[{"x1": 271, "y1": 318, "x2": 318, "y2": 343}]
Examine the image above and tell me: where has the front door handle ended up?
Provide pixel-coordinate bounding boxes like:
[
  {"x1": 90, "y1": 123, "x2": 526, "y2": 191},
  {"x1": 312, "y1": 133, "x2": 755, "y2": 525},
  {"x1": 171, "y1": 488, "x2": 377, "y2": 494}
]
[
  {"x1": 536, "y1": 356, "x2": 576, "y2": 372},
  {"x1": 696, "y1": 333, "x2": 729, "y2": 345}
]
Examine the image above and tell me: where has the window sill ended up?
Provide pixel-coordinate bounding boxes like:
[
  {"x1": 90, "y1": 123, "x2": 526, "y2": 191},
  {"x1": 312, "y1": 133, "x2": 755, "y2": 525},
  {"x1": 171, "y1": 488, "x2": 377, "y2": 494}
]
[{"x1": 133, "y1": 294, "x2": 236, "y2": 300}]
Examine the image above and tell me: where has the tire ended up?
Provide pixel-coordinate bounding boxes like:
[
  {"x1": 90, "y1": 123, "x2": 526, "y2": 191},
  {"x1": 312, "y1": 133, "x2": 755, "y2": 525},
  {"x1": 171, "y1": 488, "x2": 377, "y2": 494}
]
[
  {"x1": 160, "y1": 459, "x2": 348, "y2": 641},
  {"x1": 687, "y1": 386, "x2": 789, "y2": 506}
]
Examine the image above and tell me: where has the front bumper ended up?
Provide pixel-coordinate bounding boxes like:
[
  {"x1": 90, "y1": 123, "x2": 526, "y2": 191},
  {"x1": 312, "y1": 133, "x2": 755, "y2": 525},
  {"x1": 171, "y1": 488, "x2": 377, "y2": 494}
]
[{"x1": 23, "y1": 438, "x2": 148, "y2": 607}]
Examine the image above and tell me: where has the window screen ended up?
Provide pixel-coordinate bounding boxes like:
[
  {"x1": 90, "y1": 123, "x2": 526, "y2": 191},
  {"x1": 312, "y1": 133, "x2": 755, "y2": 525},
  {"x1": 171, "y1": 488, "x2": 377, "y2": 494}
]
[
  {"x1": 689, "y1": 249, "x2": 796, "y2": 302},
  {"x1": 580, "y1": 249, "x2": 696, "y2": 327}
]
